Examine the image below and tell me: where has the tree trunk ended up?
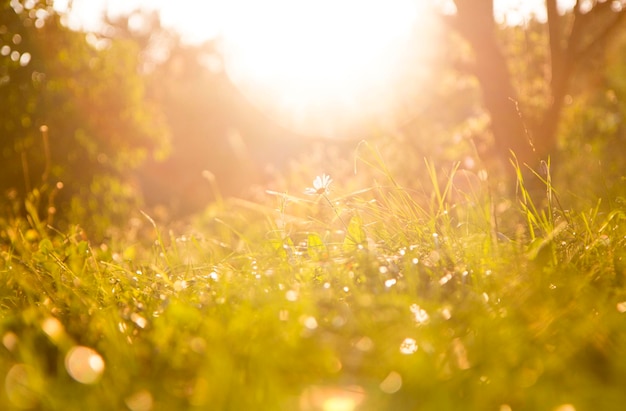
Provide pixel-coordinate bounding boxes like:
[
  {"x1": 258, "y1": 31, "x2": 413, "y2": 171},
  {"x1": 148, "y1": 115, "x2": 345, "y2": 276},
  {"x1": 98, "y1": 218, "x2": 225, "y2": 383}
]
[
  {"x1": 449, "y1": 0, "x2": 539, "y2": 171},
  {"x1": 448, "y1": 0, "x2": 626, "y2": 174}
]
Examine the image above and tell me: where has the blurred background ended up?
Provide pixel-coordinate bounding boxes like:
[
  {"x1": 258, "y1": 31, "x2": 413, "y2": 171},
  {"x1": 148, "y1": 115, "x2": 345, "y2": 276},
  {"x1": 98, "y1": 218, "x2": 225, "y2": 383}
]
[{"x1": 1, "y1": 0, "x2": 625, "y2": 237}]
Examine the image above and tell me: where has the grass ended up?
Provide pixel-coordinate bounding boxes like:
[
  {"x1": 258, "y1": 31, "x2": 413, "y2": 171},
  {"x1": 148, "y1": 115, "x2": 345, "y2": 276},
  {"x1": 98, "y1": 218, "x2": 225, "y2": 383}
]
[{"x1": 2, "y1": 150, "x2": 626, "y2": 411}]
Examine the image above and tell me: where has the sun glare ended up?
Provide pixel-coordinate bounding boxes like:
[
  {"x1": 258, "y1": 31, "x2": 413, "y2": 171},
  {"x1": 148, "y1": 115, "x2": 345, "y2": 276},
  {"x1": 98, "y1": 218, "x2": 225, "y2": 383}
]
[
  {"x1": 218, "y1": 0, "x2": 437, "y2": 137},
  {"x1": 56, "y1": 0, "x2": 438, "y2": 137}
]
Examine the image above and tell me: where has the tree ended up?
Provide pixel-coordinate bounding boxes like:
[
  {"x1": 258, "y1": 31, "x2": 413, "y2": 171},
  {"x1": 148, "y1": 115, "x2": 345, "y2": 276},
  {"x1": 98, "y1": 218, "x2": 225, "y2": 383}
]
[{"x1": 444, "y1": 0, "x2": 626, "y2": 170}]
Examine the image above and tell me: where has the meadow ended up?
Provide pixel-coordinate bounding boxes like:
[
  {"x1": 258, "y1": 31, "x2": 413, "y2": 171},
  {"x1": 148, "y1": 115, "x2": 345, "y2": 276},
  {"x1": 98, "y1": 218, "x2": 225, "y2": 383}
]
[{"x1": 2, "y1": 146, "x2": 626, "y2": 411}]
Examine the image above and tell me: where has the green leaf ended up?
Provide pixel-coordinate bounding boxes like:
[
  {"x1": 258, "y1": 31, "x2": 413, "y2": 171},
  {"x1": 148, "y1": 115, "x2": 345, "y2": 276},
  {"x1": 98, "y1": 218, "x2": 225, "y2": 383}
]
[
  {"x1": 343, "y1": 215, "x2": 366, "y2": 252},
  {"x1": 307, "y1": 233, "x2": 327, "y2": 261},
  {"x1": 266, "y1": 237, "x2": 294, "y2": 260},
  {"x1": 38, "y1": 238, "x2": 54, "y2": 254}
]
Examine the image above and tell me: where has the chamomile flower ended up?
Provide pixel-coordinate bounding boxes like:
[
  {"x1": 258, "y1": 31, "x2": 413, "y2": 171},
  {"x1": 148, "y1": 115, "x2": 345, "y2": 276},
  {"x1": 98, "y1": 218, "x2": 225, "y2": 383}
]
[{"x1": 305, "y1": 174, "x2": 332, "y2": 196}]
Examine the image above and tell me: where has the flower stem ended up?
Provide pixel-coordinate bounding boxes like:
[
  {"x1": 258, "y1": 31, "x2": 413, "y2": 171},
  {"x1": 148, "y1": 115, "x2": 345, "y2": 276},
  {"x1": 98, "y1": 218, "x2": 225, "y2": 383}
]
[{"x1": 323, "y1": 194, "x2": 349, "y2": 233}]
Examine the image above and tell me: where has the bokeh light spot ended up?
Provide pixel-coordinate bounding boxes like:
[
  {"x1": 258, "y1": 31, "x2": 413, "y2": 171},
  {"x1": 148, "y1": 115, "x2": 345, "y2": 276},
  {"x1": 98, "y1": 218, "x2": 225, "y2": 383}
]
[
  {"x1": 125, "y1": 389, "x2": 154, "y2": 411},
  {"x1": 2, "y1": 331, "x2": 19, "y2": 352},
  {"x1": 410, "y1": 304, "x2": 430, "y2": 324},
  {"x1": 5, "y1": 364, "x2": 38, "y2": 409},
  {"x1": 41, "y1": 317, "x2": 64, "y2": 343},
  {"x1": 399, "y1": 337, "x2": 418, "y2": 354},
  {"x1": 299, "y1": 385, "x2": 366, "y2": 411},
  {"x1": 379, "y1": 371, "x2": 402, "y2": 394},
  {"x1": 65, "y1": 346, "x2": 105, "y2": 384}
]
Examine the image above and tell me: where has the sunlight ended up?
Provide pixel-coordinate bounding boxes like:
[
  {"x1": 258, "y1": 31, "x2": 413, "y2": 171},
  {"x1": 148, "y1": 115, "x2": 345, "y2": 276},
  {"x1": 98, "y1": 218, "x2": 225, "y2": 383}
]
[
  {"x1": 54, "y1": 1, "x2": 435, "y2": 137},
  {"x1": 57, "y1": 0, "x2": 578, "y2": 137},
  {"x1": 217, "y1": 0, "x2": 436, "y2": 136},
  {"x1": 299, "y1": 385, "x2": 366, "y2": 411}
]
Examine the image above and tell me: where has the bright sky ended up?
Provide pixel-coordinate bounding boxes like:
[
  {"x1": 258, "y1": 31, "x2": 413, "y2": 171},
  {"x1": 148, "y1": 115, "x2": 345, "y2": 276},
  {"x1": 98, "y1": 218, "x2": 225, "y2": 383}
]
[
  {"x1": 52, "y1": 0, "x2": 577, "y2": 137},
  {"x1": 55, "y1": 0, "x2": 578, "y2": 41},
  {"x1": 54, "y1": 0, "x2": 227, "y2": 43}
]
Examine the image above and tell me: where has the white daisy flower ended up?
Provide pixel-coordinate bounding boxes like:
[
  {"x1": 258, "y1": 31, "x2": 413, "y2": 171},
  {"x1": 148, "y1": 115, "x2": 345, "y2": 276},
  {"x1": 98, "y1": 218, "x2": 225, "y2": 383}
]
[{"x1": 305, "y1": 174, "x2": 332, "y2": 196}]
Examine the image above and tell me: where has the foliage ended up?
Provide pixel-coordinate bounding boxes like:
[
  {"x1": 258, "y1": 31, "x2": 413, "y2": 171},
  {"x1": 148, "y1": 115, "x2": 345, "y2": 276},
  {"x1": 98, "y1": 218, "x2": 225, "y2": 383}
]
[
  {"x1": 2, "y1": 152, "x2": 626, "y2": 410},
  {"x1": 556, "y1": 29, "x2": 626, "y2": 204},
  {"x1": 0, "y1": 2, "x2": 169, "y2": 236},
  {"x1": 444, "y1": 0, "x2": 626, "y2": 168}
]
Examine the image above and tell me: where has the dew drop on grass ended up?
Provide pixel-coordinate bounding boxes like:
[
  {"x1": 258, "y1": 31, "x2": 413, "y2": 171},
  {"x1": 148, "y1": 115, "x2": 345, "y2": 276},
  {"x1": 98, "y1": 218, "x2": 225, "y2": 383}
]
[
  {"x1": 399, "y1": 338, "x2": 418, "y2": 354},
  {"x1": 411, "y1": 258, "x2": 419, "y2": 265},
  {"x1": 65, "y1": 346, "x2": 105, "y2": 384},
  {"x1": 410, "y1": 304, "x2": 429, "y2": 324},
  {"x1": 379, "y1": 266, "x2": 388, "y2": 274},
  {"x1": 384, "y1": 278, "x2": 396, "y2": 288},
  {"x1": 131, "y1": 313, "x2": 148, "y2": 329},
  {"x1": 286, "y1": 290, "x2": 298, "y2": 301},
  {"x1": 439, "y1": 273, "x2": 452, "y2": 285}
]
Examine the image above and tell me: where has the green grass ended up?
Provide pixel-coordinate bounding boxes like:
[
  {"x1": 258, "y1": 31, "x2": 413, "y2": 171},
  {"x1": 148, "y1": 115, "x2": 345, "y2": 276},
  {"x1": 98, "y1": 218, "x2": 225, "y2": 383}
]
[{"x1": 2, "y1": 156, "x2": 626, "y2": 411}]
